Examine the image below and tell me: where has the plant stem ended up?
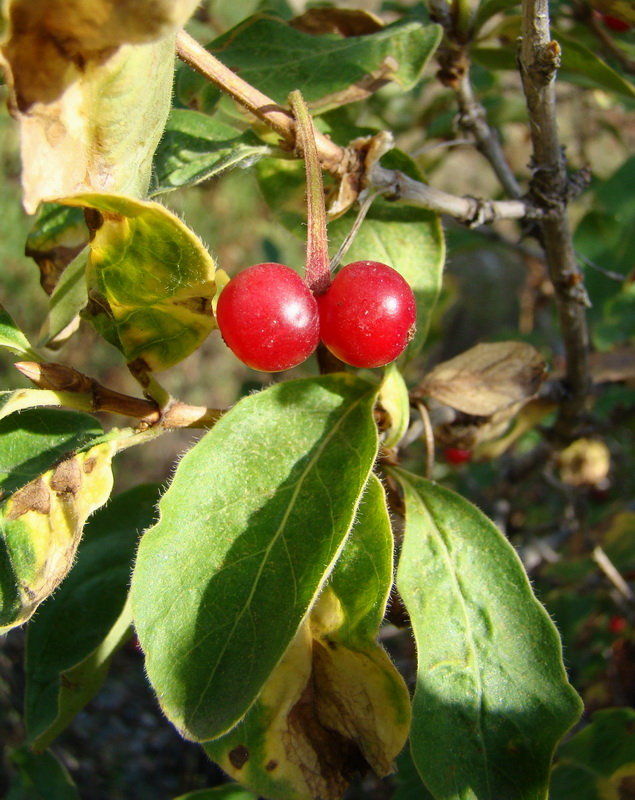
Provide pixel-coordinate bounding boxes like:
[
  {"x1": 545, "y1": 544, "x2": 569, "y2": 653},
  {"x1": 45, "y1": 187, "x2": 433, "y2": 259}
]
[
  {"x1": 289, "y1": 90, "x2": 331, "y2": 294},
  {"x1": 455, "y1": 73, "x2": 523, "y2": 199},
  {"x1": 519, "y1": 0, "x2": 591, "y2": 441},
  {"x1": 15, "y1": 362, "x2": 223, "y2": 429},
  {"x1": 175, "y1": 28, "x2": 537, "y2": 227},
  {"x1": 175, "y1": 30, "x2": 344, "y2": 171}
]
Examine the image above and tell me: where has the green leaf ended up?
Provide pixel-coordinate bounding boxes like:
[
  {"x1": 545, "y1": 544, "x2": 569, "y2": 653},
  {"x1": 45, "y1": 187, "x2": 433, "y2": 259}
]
[
  {"x1": 0, "y1": 302, "x2": 39, "y2": 360},
  {"x1": 378, "y1": 363, "x2": 411, "y2": 449},
  {"x1": 0, "y1": 409, "x2": 116, "y2": 632},
  {"x1": 550, "y1": 708, "x2": 635, "y2": 800},
  {"x1": 328, "y1": 151, "x2": 445, "y2": 356},
  {"x1": 0, "y1": 408, "x2": 103, "y2": 497},
  {"x1": 24, "y1": 203, "x2": 88, "y2": 296},
  {"x1": 24, "y1": 484, "x2": 161, "y2": 749},
  {"x1": 60, "y1": 193, "x2": 217, "y2": 372},
  {"x1": 473, "y1": 35, "x2": 635, "y2": 100},
  {"x1": 172, "y1": 786, "x2": 257, "y2": 800},
  {"x1": 199, "y1": 15, "x2": 442, "y2": 113},
  {"x1": 7, "y1": 746, "x2": 79, "y2": 800},
  {"x1": 0, "y1": 389, "x2": 96, "y2": 425},
  {"x1": 152, "y1": 110, "x2": 271, "y2": 193},
  {"x1": 38, "y1": 248, "x2": 88, "y2": 349},
  {"x1": 205, "y1": 475, "x2": 410, "y2": 800},
  {"x1": 556, "y1": 30, "x2": 635, "y2": 100},
  {"x1": 131, "y1": 374, "x2": 379, "y2": 742},
  {"x1": 472, "y1": 0, "x2": 521, "y2": 33},
  {"x1": 392, "y1": 469, "x2": 583, "y2": 800}
]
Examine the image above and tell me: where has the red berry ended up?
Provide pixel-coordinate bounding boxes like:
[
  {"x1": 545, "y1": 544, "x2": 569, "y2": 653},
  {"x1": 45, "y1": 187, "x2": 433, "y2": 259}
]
[
  {"x1": 444, "y1": 447, "x2": 473, "y2": 465},
  {"x1": 609, "y1": 615, "x2": 628, "y2": 635},
  {"x1": 317, "y1": 261, "x2": 416, "y2": 368},
  {"x1": 216, "y1": 262, "x2": 320, "y2": 372},
  {"x1": 601, "y1": 13, "x2": 630, "y2": 32}
]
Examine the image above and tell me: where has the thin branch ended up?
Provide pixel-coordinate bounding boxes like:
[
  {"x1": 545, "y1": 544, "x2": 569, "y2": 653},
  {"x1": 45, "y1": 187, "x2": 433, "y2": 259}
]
[
  {"x1": 455, "y1": 72, "x2": 524, "y2": 199},
  {"x1": 175, "y1": 28, "x2": 538, "y2": 228},
  {"x1": 593, "y1": 545, "x2": 635, "y2": 603},
  {"x1": 175, "y1": 30, "x2": 345, "y2": 171},
  {"x1": 15, "y1": 362, "x2": 223, "y2": 429},
  {"x1": 519, "y1": 1, "x2": 591, "y2": 441}
]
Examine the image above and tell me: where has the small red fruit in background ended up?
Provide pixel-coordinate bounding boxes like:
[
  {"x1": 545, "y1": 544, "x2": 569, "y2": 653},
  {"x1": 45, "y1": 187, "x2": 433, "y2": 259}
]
[
  {"x1": 216, "y1": 262, "x2": 320, "y2": 372},
  {"x1": 601, "y1": 13, "x2": 630, "y2": 32},
  {"x1": 609, "y1": 615, "x2": 628, "y2": 635},
  {"x1": 444, "y1": 447, "x2": 473, "y2": 465},
  {"x1": 317, "y1": 261, "x2": 416, "y2": 368}
]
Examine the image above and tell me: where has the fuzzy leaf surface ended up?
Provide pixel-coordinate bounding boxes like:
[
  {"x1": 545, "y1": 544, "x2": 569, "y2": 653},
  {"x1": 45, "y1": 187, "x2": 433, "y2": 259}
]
[
  {"x1": 205, "y1": 474, "x2": 410, "y2": 800},
  {"x1": 393, "y1": 469, "x2": 583, "y2": 800},
  {"x1": 0, "y1": 0, "x2": 199, "y2": 212},
  {"x1": 153, "y1": 110, "x2": 271, "y2": 193},
  {"x1": 25, "y1": 484, "x2": 160, "y2": 748},
  {"x1": 197, "y1": 15, "x2": 441, "y2": 113},
  {"x1": 132, "y1": 374, "x2": 380, "y2": 742},
  {"x1": 61, "y1": 193, "x2": 217, "y2": 372}
]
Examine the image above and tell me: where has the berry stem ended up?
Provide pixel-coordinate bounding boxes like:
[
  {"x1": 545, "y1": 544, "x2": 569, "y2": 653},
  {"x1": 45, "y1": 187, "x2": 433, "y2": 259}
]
[{"x1": 289, "y1": 90, "x2": 331, "y2": 295}]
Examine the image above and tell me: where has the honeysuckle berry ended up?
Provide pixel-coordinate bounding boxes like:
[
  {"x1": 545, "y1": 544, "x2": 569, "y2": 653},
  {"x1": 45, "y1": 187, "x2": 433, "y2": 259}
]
[
  {"x1": 317, "y1": 260, "x2": 417, "y2": 369},
  {"x1": 216, "y1": 262, "x2": 320, "y2": 372}
]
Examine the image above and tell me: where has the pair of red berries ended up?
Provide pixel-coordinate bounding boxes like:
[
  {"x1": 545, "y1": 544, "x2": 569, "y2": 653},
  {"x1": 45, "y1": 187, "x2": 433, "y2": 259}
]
[{"x1": 216, "y1": 260, "x2": 416, "y2": 372}]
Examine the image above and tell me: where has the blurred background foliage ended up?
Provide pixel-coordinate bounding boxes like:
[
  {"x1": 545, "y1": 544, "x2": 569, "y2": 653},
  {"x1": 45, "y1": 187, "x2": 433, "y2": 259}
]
[{"x1": 0, "y1": 0, "x2": 634, "y2": 797}]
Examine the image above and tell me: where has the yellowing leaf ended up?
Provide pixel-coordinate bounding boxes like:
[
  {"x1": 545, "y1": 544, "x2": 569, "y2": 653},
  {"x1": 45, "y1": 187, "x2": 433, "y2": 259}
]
[
  {"x1": 61, "y1": 193, "x2": 217, "y2": 372},
  {"x1": 0, "y1": 0, "x2": 200, "y2": 212},
  {"x1": 0, "y1": 440, "x2": 116, "y2": 632},
  {"x1": 415, "y1": 341, "x2": 547, "y2": 417},
  {"x1": 206, "y1": 589, "x2": 411, "y2": 800}
]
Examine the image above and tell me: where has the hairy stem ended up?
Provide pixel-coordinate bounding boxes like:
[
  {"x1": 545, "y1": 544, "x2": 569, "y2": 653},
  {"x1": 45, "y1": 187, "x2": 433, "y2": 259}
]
[
  {"x1": 15, "y1": 362, "x2": 223, "y2": 429},
  {"x1": 289, "y1": 90, "x2": 331, "y2": 294},
  {"x1": 519, "y1": 0, "x2": 591, "y2": 441}
]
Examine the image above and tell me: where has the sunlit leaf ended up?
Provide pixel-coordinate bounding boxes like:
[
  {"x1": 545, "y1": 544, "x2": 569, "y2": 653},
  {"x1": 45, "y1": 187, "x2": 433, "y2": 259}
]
[
  {"x1": 0, "y1": 303, "x2": 39, "y2": 360},
  {"x1": 0, "y1": 0, "x2": 200, "y2": 212},
  {"x1": 25, "y1": 484, "x2": 160, "y2": 749},
  {"x1": 392, "y1": 469, "x2": 583, "y2": 800},
  {"x1": 415, "y1": 341, "x2": 547, "y2": 416},
  {"x1": 172, "y1": 787, "x2": 257, "y2": 800},
  {"x1": 205, "y1": 475, "x2": 410, "y2": 800},
  {"x1": 60, "y1": 193, "x2": 217, "y2": 372},
  {"x1": 132, "y1": 374, "x2": 380, "y2": 742},
  {"x1": 378, "y1": 364, "x2": 410, "y2": 449},
  {"x1": 194, "y1": 14, "x2": 442, "y2": 114},
  {"x1": 152, "y1": 110, "x2": 272, "y2": 193},
  {"x1": 38, "y1": 248, "x2": 88, "y2": 349},
  {"x1": 0, "y1": 389, "x2": 93, "y2": 424}
]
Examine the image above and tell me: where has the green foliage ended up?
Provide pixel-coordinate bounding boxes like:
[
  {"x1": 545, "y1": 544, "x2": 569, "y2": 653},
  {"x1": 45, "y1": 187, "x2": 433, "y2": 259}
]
[
  {"x1": 393, "y1": 470, "x2": 583, "y2": 800},
  {"x1": 132, "y1": 374, "x2": 380, "y2": 741},
  {"x1": 1, "y1": 0, "x2": 633, "y2": 798}
]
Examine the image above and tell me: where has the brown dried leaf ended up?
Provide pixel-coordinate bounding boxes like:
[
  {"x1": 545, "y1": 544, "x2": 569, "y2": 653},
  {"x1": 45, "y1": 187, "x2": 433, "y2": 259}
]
[
  {"x1": 416, "y1": 341, "x2": 547, "y2": 417},
  {"x1": 0, "y1": 0, "x2": 200, "y2": 212},
  {"x1": 290, "y1": 8, "x2": 384, "y2": 37}
]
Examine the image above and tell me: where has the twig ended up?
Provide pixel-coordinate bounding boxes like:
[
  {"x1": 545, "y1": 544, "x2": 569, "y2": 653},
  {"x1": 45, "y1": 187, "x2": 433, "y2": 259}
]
[
  {"x1": 14, "y1": 362, "x2": 223, "y2": 429},
  {"x1": 176, "y1": 28, "x2": 538, "y2": 228},
  {"x1": 455, "y1": 73, "x2": 524, "y2": 199},
  {"x1": 519, "y1": 1, "x2": 591, "y2": 441},
  {"x1": 593, "y1": 545, "x2": 635, "y2": 603},
  {"x1": 329, "y1": 189, "x2": 382, "y2": 271},
  {"x1": 175, "y1": 30, "x2": 345, "y2": 171},
  {"x1": 416, "y1": 401, "x2": 436, "y2": 480}
]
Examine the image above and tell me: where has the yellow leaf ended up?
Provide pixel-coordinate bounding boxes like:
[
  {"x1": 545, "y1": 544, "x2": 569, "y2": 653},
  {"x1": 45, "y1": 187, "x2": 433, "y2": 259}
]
[{"x1": 0, "y1": 440, "x2": 115, "y2": 632}]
